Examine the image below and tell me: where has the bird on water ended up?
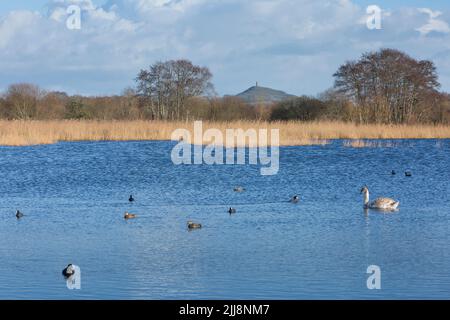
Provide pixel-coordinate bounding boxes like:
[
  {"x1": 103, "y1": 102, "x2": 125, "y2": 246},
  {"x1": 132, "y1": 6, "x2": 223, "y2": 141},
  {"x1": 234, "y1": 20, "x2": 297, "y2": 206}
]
[{"x1": 361, "y1": 186, "x2": 400, "y2": 211}]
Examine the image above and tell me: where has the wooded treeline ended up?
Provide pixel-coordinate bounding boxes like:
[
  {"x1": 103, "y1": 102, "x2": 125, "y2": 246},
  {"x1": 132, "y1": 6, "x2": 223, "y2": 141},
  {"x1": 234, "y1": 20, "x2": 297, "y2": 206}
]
[{"x1": 1, "y1": 49, "x2": 449, "y2": 123}]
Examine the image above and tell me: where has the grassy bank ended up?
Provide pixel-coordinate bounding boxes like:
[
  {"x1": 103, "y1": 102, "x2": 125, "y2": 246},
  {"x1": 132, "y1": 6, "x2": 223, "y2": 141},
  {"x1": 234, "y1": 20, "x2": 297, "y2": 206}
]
[{"x1": 0, "y1": 120, "x2": 450, "y2": 147}]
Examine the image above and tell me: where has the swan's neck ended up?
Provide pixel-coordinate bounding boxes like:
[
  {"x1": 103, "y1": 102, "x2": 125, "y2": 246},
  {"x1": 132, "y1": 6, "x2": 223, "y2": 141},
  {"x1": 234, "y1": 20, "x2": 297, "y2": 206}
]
[{"x1": 363, "y1": 191, "x2": 369, "y2": 208}]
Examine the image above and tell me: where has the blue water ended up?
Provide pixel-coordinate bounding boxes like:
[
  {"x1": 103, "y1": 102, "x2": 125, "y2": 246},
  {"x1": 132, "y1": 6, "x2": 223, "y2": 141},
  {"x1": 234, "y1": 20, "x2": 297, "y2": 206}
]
[{"x1": 0, "y1": 140, "x2": 449, "y2": 300}]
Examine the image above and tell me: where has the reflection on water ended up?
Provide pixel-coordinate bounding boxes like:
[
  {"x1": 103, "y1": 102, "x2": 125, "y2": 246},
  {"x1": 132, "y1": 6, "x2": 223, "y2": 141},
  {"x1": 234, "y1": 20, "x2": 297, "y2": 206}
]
[{"x1": 0, "y1": 140, "x2": 449, "y2": 299}]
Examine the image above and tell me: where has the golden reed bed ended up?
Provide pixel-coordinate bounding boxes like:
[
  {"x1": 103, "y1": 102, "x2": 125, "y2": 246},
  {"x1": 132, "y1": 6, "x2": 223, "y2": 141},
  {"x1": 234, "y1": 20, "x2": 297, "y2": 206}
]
[{"x1": 0, "y1": 120, "x2": 449, "y2": 147}]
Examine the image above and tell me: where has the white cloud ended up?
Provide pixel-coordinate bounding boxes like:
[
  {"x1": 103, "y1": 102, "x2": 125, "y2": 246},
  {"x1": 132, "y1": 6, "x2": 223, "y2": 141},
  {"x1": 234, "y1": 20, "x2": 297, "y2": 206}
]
[
  {"x1": 0, "y1": 0, "x2": 450, "y2": 95},
  {"x1": 416, "y1": 8, "x2": 450, "y2": 35}
]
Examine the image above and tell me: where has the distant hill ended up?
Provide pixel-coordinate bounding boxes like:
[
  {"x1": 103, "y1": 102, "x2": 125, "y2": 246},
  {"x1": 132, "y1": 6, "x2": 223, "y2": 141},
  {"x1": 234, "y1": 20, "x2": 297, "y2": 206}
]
[{"x1": 233, "y1": 84, "x2": 296, "y2": 104}]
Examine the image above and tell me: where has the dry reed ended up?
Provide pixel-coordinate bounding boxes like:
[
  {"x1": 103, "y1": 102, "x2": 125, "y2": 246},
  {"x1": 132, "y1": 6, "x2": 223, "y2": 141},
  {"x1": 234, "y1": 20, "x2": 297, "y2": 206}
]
[{"x1": 0, "y1": 120, "x2": 449, "y2": 147}]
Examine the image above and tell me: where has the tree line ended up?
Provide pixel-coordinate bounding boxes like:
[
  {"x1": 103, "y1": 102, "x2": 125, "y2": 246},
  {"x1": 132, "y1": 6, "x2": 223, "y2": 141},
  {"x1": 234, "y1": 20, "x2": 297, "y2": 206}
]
[{"x1": 1, "y1": 49, "x2": 449, "y2": 123}]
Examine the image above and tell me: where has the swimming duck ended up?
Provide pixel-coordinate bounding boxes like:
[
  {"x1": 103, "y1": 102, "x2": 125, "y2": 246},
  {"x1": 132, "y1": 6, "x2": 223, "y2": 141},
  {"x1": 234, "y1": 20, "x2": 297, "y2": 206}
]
[
  {"x1": 361, "y1": 186, "x2": 400, "y2": 211},
  {"x1": 187, "y1": 221, "x2": 202, "y2": 229},
  {"x1": 16, "y1": 210, "x2": 24, "y2": 219},
  {"x1": 391, "y1": 170, "x2": 396, "y2": 175},
  {"x1": 290, "y1": 195, "x2": 300, "y2": 203},
  {"x1": 228, "y1": 207, "x2": 236, "y2": 214},
  {"x1": 62, "y1": 264, "x2": 75, "y2": 278},
  {"x1": 233, "y1": 186, "x2": 245, "y2": 192},
  {"x1": 129, "y1": 195, "x2": 135, "y2": 202},
  {"x1": 405, "y1": 171, "x2": 412, "y2": 177},
  {"x1": 124, "y1": 211, "x2": 137, "y2": 219}
]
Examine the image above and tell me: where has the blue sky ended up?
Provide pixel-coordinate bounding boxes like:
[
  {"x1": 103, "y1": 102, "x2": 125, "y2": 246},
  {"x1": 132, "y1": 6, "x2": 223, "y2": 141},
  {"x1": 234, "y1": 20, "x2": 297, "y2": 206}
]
[
  {"x1": 1, "y1": 0, "x2": 450, "y2": 96},
  {"x1": 1, "y1": 0, "x2": 449, "y2": 14}
]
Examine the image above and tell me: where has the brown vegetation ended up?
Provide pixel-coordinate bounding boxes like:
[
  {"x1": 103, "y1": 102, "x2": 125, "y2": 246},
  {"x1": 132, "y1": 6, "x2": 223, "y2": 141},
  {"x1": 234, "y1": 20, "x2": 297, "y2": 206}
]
[
  {"x1": 1, "y1": 50, "x2": 450, "y2": 147},
  {"x1": 0, "y1": 120, "x2": 449, "y2": 147},
  {"x1": 2, "y1": 51, "x2": 450, "y2": 125}
]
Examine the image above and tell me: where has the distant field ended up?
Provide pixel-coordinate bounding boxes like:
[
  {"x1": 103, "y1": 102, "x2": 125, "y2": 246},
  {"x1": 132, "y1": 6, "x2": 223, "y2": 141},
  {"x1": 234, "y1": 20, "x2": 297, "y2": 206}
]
[{"x1": 0, "y1": 120, "x2": 450, "y2": 147}]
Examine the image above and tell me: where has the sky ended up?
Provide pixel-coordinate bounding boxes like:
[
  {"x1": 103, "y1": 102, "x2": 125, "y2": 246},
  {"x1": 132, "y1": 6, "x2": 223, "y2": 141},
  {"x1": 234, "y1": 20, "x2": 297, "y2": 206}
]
[{"x1": 1, "y1": 0, "x2": 450, "y2": 96}]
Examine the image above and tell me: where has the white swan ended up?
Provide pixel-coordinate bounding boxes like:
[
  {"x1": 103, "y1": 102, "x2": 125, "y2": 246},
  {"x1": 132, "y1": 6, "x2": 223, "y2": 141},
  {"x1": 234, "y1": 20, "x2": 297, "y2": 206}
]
[{"x1": 361, "y1": 186, "x2": 399, "y2": 211}]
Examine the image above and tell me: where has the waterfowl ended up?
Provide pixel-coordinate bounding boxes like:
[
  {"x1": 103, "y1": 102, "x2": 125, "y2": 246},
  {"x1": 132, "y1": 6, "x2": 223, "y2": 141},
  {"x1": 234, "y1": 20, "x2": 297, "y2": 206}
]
[
  {"x1": 405, "y1": 171, "x2": 412, "y2": 177},
  {"x1": 360, "y1": 186, "x2": 399, "y2": 211},
  {"x1": 233, "y1": 186, "x2": 245, "y2": 192},
  {"x1": 391, "y1": 170, "x2": 396, "y2": 175},
  {"x1": 124, "y1": 211, "x2": 137, "y2": 219},
  {"x1": 129, "y1": 195, "x2": 135, "y2": 202},
  {"x1": 290, "y1": 195, "x2": 300, "y2": 203},
  {"x1": 187, "y1": 221, "x2": 202, "y2": 229},
  {"x1": 62, "y1": 264, "x2": 75, "y2": 278},
  {"x1": 16, "y1": 210, "x2": 24, "y2": 219},
  {"x1": 228, "y1": 207, "x2": 236, "y2": 214}
]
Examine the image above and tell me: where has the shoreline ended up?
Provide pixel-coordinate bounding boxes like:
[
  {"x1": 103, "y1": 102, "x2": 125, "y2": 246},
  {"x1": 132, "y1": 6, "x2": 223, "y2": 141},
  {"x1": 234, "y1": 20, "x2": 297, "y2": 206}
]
[{"x1": 0, "y1": 120, "x2": 450, "y2": 147}]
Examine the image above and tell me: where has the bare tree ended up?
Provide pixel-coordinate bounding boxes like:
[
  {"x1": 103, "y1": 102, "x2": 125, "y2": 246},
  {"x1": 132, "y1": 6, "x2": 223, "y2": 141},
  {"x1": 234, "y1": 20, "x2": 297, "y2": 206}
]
[
  {"x1": 136, "y1": 59, "x2": 214, "y2": 120},
  {"x1": 334, "y1": 49, "x2": 440, "y2": 124},
  {"x1": 36, "y1": 91, "x2": 68, "y2": 119},
  {"x1": 4, "y1": 83, "x2": 42, "y2": 119}
]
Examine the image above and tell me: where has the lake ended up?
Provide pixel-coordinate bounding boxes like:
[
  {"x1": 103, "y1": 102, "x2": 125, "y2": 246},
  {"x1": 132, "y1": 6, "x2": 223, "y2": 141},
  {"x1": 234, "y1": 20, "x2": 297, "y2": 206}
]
[{"x1": 0, "y1": 140, "x2": 449, "y2": 299}]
